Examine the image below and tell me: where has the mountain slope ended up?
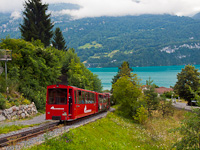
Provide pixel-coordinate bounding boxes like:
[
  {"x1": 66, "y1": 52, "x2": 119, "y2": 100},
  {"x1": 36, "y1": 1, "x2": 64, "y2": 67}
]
[
  {"x1": 1, "y1": 4, "x2": 200, "y2": 67},
  {"x1": 58, "y1": 15, "x2": 200, "y2": 67}
]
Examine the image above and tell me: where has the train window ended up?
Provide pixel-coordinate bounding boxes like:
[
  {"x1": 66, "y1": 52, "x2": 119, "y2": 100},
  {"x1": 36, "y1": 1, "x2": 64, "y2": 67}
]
[
  {"x1": 74, "y1": 90, "x2": 77, "y2": 104},
  {"x1": 78, "y1": 90, "x2": 82, "y2": 104},
  {"x1": 91, "y1": 93, "x2": 95, "y2": 103},
  {"x1": 82, "y1": 91, "x2": 85, "y2": 104},
  {"x1": 94, "y1": 93, "x2": 96, "y2": 103},
  {"x1": 48, "y1": 89, "x2": 67, "y2": 104},
  {"x1": 85, "y1": 92, "x2": 87, "y2": 103},
  {"x1": 98, "y1": 95, "x2": 103, "y2": 103}
]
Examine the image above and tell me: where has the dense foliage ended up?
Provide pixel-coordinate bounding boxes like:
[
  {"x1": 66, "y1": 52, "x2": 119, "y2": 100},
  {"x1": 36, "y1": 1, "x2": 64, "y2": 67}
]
[
  {"x1": 20, "y1": 0, "x2": 54, "y2": 47},
  {"x1": 0, "y1": 38, "x2": 102, "y2": 110},
  {"x1": 112, "y1": 75, "x2": 142, "y2": 117},
  {"x1": 174, "y1": 65, "x2": 200, "y2": 104}
]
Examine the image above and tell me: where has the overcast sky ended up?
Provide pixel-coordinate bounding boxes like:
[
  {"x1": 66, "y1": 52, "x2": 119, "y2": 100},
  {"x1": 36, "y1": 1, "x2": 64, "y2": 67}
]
[{"x1": 1, "y1": 0, "x2": 200, "y2": 19}]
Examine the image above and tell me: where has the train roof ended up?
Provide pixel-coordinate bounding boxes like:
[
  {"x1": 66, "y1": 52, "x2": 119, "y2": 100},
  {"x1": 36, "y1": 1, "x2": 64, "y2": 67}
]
[{"x1": 47, "y1": 84, "x2": 106, "y2": 95}]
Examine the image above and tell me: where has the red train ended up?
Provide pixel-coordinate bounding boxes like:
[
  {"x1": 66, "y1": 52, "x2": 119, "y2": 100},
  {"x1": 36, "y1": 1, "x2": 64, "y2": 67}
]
[{"x1": 46, "y1": 84, "x2": 110, "y2": 121}]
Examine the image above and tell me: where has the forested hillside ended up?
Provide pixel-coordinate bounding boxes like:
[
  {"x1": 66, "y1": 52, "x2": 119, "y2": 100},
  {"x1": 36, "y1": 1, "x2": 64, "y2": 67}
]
[
  {"x1": 0, "y1": 38, "x2": 102, "y2": 110},
  {"x1": 1, "y1": 3, "x2": 200, "y2": 67}
]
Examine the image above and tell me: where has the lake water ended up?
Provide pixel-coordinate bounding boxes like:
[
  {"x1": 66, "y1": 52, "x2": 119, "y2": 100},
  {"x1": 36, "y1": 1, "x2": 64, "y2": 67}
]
[{"x1": 89, "y1": 65, "x2": 200, "y2": 90}]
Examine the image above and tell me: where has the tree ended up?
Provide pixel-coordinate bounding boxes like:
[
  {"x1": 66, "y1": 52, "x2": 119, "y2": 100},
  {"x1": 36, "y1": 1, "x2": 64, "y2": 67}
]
[
  {"x1": 111, "y1": 61, "x2": 133, "y2": 88},
  {"x1": 174, "y1": 65, "x2": 200, "y2": 104},
  {"x1": 143, "y1": 78, "x2": 160, "y2": 116},
  {"x1": 20, "y1": 0, "x2": 53, "y2": 47},
  {"x1": 52, "y1": 27, "x2": 67, "y2": 51},
  {"x1": 112, "y1": 75, "x2": 141, "y2": 117}
]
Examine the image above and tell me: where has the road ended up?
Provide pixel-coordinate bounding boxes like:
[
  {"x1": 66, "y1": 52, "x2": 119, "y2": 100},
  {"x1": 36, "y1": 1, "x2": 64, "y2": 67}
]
[{"x1": 172, "y1": 101, "x2": 200, "y2": 111}]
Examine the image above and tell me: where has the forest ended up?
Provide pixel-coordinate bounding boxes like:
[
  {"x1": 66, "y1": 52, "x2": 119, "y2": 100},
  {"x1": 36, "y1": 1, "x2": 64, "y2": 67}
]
[
  {"x1": 0, "y1": 38, "x2": 102, "y2": 110},
  {"x1": 1, "y1": 9, "x2": 200, "y2": 67}
]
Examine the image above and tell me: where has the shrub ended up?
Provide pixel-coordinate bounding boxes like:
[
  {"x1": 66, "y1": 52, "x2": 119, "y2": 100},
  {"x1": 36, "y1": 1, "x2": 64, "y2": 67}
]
[
  {"x1": 133, "y1": 105, "x2": 148, "y2": 125},
  {"x1": 172, "y1": 109, "x2": 200, "y2": 149},
  {"x1": 5, "y1": 101, "x2": 12, "y2": 109},
  {"x1": 159, "y1": 98, "x2": 174, "y2": 118},
  {"x1": 22, "y1": 99, "x2": 31, "y2": 105},
  {"x1": 0, "y1": 93, "x2": 6, "y2": 109}
]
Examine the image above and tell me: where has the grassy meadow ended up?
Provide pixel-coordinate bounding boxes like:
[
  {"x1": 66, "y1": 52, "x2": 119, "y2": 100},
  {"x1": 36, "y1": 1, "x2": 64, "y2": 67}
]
[{"x1": 28, "y1": 108, "x2": 185, "y2": 150}]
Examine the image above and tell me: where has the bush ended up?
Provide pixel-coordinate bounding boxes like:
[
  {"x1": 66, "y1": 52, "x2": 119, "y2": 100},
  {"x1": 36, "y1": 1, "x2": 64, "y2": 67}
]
[
  {"x1": 22, "y1": 99, "x2": 31, "y2": 105},
  {"x1": 5, "y1": 101, "x2": 12, "y2": 109},
  {"x1": 112, "y1": 75, "x2": 141, "y2": 117},
  {"x1": 159, "y1": 98, "x2": 174, "y2": 118},
  {"x1": 133, "y1": 105, "x2": 148, "y2": 125},
  {"x1": 172, "y1": 109, "x2": 200, "y2": 149},
  {"x1": 0, "y1": 93, "x2": 6, "y2": 109}
]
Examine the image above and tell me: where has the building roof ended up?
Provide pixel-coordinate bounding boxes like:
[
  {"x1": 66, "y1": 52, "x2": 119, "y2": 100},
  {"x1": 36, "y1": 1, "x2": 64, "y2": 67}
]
[{"x1": 154, "y1": 87, "x2": 173, "y2": 94}]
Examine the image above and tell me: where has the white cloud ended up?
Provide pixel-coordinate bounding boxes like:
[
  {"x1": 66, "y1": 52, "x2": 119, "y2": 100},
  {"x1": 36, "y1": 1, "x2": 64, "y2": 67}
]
[
  {"x1": 60, "y1": 0, "x2": 200, "y2": 19},
  {"x1": 0, "y1": 0, "x2": 200, "y2": 19},
  {"x1": 10, "y1": 11, "x2": 21, "y2": 20}
]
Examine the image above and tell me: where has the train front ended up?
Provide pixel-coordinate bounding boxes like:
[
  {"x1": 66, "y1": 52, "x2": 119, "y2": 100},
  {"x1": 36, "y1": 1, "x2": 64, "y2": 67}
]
[{"x1": 46, "y1": 85, "x2": 69, "y2": 121}]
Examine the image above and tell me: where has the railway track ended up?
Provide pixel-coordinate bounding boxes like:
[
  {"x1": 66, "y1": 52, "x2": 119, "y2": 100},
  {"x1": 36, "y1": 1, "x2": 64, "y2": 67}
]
[
  {"x1": 0, "y1": 121, "x2": 60, "y2": 148},
  {"x1": 0, "y1": 109, "x2": 114, "y2": 149}
]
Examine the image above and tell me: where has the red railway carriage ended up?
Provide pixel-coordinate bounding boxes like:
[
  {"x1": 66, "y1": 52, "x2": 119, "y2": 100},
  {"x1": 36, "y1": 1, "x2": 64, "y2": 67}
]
[{"x1": 46, "y1": 84, "x2": 110, "y2": 121}]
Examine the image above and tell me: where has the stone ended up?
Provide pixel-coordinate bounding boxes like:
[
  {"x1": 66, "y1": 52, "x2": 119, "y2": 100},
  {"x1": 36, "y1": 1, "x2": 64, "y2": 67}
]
[
  {"x1": 17, "y1": 110, "x2": 22, "y2": 115},
  {"x1": 6, "y1": 108, "x2": 13, "y2": 114},
  {"x1": 12, "y1": 106, "x2": 17, "y2": 111},
  {"x1": 21, "y1": 113, "x2": 26, "y2": 118},
  {"x1": 11, "y1": 116, "x2": 17, "y2": 120},
  {"x1": 0, "y1": 115, "x2": 6, "y2": 121},
  {"x1": 6, "y1": 115, "x2": 11, "y2": 120},
  {"x1": 11, "y1": 111, "x2": 17, "y2": 116}
]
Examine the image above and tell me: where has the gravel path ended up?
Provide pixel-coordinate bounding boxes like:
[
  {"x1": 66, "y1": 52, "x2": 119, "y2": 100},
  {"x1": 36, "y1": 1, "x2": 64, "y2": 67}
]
[
  {"x1": 0, "y1": 114, "x2": 52, "y2": 127},
  {"x1": 172, "y1": 102, "x2": 200, "y2": 111},
  {"x1": 1, "y1": 108, "x2": 115, "y2": 150}
]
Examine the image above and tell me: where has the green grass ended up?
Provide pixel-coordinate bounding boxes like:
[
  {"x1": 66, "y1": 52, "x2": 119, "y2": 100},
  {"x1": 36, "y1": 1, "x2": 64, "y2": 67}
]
[
  {"x1": 0, "y1": 124, "x2": 37, "y2": 134},
  {"x1": 28, "y1": 109, "x2": 184, "y2": 150},
  {"x1": 78, "y1": 41, "x2": 102, "y2": 49},
  {"x1": 107, "y1": 50, "x2": 119, "y2": 58}
]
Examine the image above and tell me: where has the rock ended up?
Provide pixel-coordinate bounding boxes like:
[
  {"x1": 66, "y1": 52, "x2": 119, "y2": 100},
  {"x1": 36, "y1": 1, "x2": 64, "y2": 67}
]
[
  {"x1": 12, "y1": 106, "x2": 17, "y2": 111},
  {"x1": 6, "y1": 115, "x2": 11, "y2": 120},
  {"x1": 21, "y1": 113, "x2": 26, "y2": 118},
  {"x1": 6, "y1": 108, "x2": 13, "y2": 114},
  {"x1": 0, "y1": 110, "x2": 2, "y2": 115},
  {"x1": 25, "y1": 112, "x2": 29, "y2": 117},
  {"x1": 17, "y1": 110, "x2": 22, "y2": 115},
  {"x1": 11, "y1": 116, "x2": 17, "y2": 120},
  {"x1": 0, "y1": 115, "x2": 6, "y2": 121},
  {"x1": 11, "y1": 111, "x2": 17, "y2": 116}
]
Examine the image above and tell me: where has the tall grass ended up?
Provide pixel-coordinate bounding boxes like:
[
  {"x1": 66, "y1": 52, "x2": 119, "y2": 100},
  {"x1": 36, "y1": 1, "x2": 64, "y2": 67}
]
[{"x1": 29, "y1": 108, "x2": 185, "y2": 150}]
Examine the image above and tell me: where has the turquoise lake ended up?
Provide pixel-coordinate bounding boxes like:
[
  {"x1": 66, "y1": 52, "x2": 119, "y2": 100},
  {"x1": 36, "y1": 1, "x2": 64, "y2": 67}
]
[{"x1": 89, "y1": 65, "x2": 200, "y2": 90}]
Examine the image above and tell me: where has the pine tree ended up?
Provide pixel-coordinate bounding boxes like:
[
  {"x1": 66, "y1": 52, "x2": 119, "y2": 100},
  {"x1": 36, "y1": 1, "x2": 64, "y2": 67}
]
[
  {"x1": 19, "y1": 0, "x2": 53, "y2": 47},
  {"x1": 52, "y1": 27, "x2": 67, "y2": 51}
]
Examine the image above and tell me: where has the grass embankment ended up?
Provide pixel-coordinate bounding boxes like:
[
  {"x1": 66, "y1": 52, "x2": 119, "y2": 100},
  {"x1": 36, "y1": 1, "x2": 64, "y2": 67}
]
[
  {"x1": 0, "y1": 113, "x2": 44, "y2": 134},
  {"x1": 29, "y1": 108, "x2": 184, "y2": 150},
  {"x1": 0, "y1": 124, "x2": 37, "y2": 134}
]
